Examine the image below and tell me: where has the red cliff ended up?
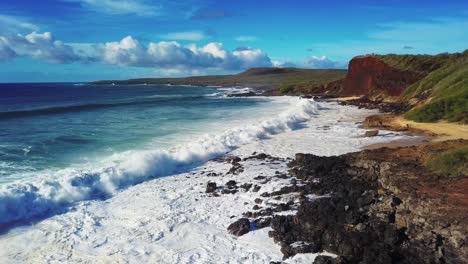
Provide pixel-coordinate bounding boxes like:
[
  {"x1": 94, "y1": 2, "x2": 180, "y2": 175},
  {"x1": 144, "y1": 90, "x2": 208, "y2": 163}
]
[{"x1": 342, "y1": 56, "x2": 422, "y2": 100}]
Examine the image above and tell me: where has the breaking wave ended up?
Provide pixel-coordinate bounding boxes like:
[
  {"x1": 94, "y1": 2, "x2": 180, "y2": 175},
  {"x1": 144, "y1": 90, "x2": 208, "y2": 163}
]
[{"x1": 0, "y1": 98, "x2": 320, "y2": 227}]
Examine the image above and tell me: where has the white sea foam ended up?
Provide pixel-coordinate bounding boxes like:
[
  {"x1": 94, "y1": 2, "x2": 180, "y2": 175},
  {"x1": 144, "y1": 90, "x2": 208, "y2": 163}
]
[{"x1": 0, "y1": 98, "x2": 320, "y2": 226}]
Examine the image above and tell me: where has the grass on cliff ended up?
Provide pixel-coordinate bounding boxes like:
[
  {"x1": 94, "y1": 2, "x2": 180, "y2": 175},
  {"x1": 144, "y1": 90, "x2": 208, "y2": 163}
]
[
  {"x1": 403, "y1": 51, "x2": 468, "y2": 123},
  {"x1": 376, "y1": 53, "x2": 452, "y2": 75},
  {"x1": 425, "y1": 145, "x2": 468, "y2": 178},
  {"x1": 277, "y1": 71, "x2": 346, "y2": 95}
]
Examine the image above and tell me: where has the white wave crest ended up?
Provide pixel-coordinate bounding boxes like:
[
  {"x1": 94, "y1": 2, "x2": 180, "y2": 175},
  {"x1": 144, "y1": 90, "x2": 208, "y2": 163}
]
[{"x1": 0, "y1": 98, "x2": 320, "y2": 226}]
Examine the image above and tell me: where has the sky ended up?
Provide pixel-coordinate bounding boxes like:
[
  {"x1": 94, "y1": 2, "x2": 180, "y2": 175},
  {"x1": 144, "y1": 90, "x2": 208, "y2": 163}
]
[{"x1": 0, "y1": 0, "x2": 467, "y2": 82}]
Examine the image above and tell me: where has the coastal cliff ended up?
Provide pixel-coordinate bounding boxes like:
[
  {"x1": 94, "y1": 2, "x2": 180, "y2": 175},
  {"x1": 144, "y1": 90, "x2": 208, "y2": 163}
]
[{"x1": 341, "y1": 56, "x2": 423, "y2": 100}]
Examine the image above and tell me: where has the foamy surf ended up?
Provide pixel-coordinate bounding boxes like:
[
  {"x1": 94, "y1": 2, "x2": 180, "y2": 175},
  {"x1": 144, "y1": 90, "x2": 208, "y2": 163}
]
[{"x1": 0, "y1": 98, "x2": 320, "y2": 227}]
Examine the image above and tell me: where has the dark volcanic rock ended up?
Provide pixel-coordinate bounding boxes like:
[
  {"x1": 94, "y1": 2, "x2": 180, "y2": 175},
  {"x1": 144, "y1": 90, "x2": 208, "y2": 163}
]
[
  {"x1": 227, "y1": 163, "x2": 244, "y2": 175},
  {"x1": 239, "y1": 183, "x2": 253, "y2": 191},
  {"x1": 205, "y1": 182, "x2": 217, "y2": 193},
  {"x1": 313, "y1": 256, "x2": 346, "y2": 264},
  {"x1": 226, "y1": 180, "x2": 237, "y2": 189},
  {"x1": 228, "y1": 218, "x2": 251, "y2": 236},
  {"x1": 270, "y1": 140, "x2": 468, "y2": 263}
]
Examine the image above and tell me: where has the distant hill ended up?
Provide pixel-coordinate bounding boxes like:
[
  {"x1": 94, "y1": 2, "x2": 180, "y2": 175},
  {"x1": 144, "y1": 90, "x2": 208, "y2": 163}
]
[{"x1": 92, "y1": 67, "x2": 347, "y2": 93}]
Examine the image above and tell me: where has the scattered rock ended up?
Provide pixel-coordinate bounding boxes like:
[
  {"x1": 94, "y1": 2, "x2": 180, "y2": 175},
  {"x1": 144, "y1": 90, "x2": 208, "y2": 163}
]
[
  {"x1": 254, "y1": 217, "x2": 272, "y2": 229},
  {"x1": 226, "y1": 180, "x2": 237, "y2": 189},
  {"x1": 364, "y1": 130, "x2": 379, "y2": 137},
  {"x1": 205, "y1": 182, "x2": 217, "y2": 193},
  {"x1": 227, "y1": 218, "x2": 251, "y2": 236},
  {"x1": 240, "y1": 183, "x2": 253, "y2": 191}
]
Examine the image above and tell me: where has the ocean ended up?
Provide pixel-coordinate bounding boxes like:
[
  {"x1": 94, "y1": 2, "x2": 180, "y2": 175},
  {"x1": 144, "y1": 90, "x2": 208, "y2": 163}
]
[{"x1": 0, "y1": 83, "x2": 320, "y2": 227}]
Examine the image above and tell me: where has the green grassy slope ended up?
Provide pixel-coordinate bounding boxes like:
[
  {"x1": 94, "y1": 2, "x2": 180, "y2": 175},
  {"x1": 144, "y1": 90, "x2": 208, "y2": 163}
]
[{"x1": 402, "y1": 51, "x2": 468, "y2": 123}]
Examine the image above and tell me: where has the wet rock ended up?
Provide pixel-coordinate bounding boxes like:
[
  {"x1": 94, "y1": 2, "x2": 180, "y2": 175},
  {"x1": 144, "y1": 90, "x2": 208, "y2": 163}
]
[
  {"x1": 227, "y1": 218, "x2": 251, "y2": 236},
  {"x1": 255, "y1": 198, "x2": 263, "y2": 204},
  {"x1": 226, "y1": 180, "x2": 237, "y2": 189},
  {"x1": 364, "y1": 130, "x2": 379, "y2": 137},
  {"x1": 240, "y1": 183, "x2": 253, "y2": 191},
  {"x1": 252, "y1": 185, "x2": 261, "y2": 192},
  {"x1": 313, "y1": 256, "x2": 345, "y2": 264},
  {"x1": 227, "y1": 163, "x2": 244, "y2": 175},
  {"x1": 222, "y1": 189, "x2": 238, "y2": 194},
  {"x1": 206, "y1": 182, "x2": 217, "y2": 193},
  {"x1": 254, "y1": 217, "x2": 272, "y2": 229}
]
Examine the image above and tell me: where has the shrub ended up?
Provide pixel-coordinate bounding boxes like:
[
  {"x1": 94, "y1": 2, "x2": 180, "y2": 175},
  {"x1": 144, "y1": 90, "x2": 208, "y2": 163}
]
[{"x1": 425, "y1": 145, "x2": 468, "y2": 178}]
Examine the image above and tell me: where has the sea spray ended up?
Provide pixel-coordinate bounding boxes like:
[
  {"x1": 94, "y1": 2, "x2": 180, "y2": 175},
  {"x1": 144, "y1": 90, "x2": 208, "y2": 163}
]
[{"x1": 0, "y1": 98, "x2": 320, "y2": 227}]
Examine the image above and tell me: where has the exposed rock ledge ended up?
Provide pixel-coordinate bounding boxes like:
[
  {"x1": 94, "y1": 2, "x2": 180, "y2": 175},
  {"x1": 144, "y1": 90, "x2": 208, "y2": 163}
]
[{"x1": 266, "y1": 140, "x2": 467, "y2": 263}]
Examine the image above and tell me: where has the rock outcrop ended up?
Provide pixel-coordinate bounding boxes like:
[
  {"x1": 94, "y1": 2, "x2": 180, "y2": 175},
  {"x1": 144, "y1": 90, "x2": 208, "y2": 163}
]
[
  {"x1": 268, "y1": 140, "x2": 468, "y2": 263},
  {"x1": 341, "y1": 56, "x2": 423, "y2": 100}
]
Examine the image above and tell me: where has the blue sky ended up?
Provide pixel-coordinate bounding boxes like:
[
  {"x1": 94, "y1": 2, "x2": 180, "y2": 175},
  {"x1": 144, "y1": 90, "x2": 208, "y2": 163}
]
[{"x1": 0, "y1": 0, "x2": 467, "y2": 82}]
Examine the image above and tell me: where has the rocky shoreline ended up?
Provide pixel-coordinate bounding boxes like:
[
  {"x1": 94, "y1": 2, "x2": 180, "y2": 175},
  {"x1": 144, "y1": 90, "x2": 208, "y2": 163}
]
[{"x1": 209, "y1": 140, "x2": 467, "y2": 263}]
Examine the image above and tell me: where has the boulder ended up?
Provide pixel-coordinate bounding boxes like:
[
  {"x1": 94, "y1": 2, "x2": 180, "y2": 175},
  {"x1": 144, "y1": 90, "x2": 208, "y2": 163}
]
[
  {"x1": 227, "y1": 218, "x2": 251, "y2": 236},
  {"x1": 205, "y1": 182, "x2": 217, "y2": 193}
]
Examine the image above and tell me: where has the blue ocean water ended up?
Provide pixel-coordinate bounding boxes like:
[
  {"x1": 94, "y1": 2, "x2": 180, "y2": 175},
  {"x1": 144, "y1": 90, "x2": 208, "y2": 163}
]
[
  {"x1": 0, "y1": 83, "x2": 320, "y2": 227},
  {"x1": 0, "y1": 83, "x2": 271, "y2": 184}
]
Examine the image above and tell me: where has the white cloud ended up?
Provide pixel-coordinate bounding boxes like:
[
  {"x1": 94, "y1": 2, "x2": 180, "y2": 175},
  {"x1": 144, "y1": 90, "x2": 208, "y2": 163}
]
[
  {"x1": 306, "y1": 55, "x2": 346, "y2": 69},
  {"x1": 0, "y1": 32, "x2": 80, "y2": 63},
  {"x1": 63, "y1": 0, "x2": 159, "y2": 16},
  {"x1": 235, "y1": 36, "x2": 257, "y2": 42},
  {"x1": 0, "y1": 37, "x2": 17, "y2": 61},
  {"x1": 99, "y1": 36, "x2": 272, "y2": 70},
  {"x1": 159, "y1": 31, "x2": 206, "y2": 41},
  {"x1": 0, "y1": 15, "x2": 40, "y2": 35},
  {"x1": 272, "y1": 60, "x2": 296, "y2": 68}
]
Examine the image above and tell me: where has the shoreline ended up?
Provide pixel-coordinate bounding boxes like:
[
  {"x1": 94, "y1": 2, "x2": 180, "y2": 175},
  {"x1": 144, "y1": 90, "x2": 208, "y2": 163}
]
[
  {"x1": 1, "y1": 95, "x2": 466, "y2": 263},
  {"x1": 0, "y1": 99, "x2": 418, "y2": 263}
]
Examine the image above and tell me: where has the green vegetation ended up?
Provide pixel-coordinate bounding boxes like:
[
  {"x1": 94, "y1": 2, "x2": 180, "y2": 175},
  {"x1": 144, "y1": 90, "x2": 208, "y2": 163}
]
[
  {"x1": 376, "y1": 53, "x2": 452, "y2": 74},
  {"x1": 425, "y1": 145, "x2": 468, "y2": 178},
  {"x1": 402, "y1": 50, "x2": 468, "y2": 123}
]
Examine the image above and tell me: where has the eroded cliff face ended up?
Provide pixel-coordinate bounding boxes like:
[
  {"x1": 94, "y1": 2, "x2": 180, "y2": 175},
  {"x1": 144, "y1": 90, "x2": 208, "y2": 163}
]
[{"x1": 341, "y1": 56, "x2": 423, "y2": 100}]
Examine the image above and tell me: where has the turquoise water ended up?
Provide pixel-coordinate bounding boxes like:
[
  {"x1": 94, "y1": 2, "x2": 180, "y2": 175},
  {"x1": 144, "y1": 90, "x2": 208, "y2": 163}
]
[{"x1": 0, "y1": 83, "x2": 272, "y2": 184}]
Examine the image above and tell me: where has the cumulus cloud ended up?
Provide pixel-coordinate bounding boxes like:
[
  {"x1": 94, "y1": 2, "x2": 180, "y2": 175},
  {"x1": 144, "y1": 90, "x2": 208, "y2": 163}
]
[
  {"x1": 159, "y1": 31, "x2": 207, "y2": 41},
  {"x1": 63, "y1": 0, "x2": 159, "y2": 16},
  {"x1": 306, "y1": 55, "x2": 346, "y2": 69},
  {"x1": 100, "y1": 36, "x2": 272, "y2": 70},
  {"x1": 0, "y1": 32, "x2": 80, "y2": 63}
]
